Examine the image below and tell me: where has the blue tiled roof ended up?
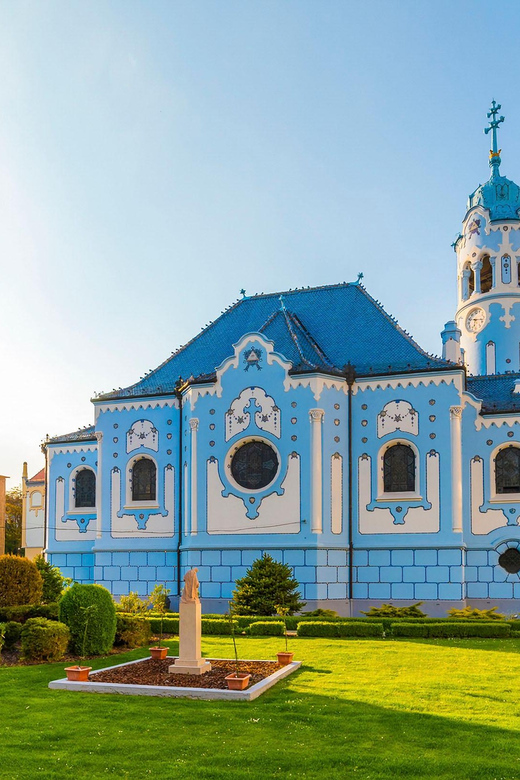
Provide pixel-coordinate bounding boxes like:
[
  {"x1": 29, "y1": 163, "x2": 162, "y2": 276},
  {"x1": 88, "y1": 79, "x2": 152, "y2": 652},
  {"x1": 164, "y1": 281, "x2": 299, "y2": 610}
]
[
  {"x1": 467, "y1": 373, "x2": 520, "y2": 414},
  {"x1": 47, "y1": 425, "x2": 96, "y2": 445},
  {"x1": 100, "y1": 283, "x2": 449, "y2": 400}
]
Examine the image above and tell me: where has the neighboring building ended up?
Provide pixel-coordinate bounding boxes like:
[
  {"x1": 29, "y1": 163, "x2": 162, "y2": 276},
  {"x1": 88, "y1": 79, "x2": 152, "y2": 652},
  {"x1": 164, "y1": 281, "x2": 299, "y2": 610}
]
[
  {"x1": 42, "y1": 105, "x2": 520, "y2": 615},
  {"x1": 21, "y1": 463, "x2": 45, "y2": 560}
]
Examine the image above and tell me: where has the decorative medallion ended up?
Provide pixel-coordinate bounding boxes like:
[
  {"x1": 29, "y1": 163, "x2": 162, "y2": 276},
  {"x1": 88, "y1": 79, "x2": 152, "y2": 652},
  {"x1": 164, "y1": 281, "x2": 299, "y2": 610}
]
[{"x1": 244, "y1": 347, "x2": 262, "y2": 371}]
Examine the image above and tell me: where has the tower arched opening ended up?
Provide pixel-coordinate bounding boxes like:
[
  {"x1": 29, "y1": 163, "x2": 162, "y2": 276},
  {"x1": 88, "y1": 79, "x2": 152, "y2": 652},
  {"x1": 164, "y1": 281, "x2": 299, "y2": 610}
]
[{"x1": 480, "y1": 255, "x2": 492, "y2": 292}]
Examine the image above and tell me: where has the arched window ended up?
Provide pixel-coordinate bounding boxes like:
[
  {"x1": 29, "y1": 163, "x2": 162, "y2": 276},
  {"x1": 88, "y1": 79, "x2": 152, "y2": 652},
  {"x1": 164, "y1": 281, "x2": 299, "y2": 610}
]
[
  {"x1": 462, "y1": 263, "x2": 474, "y2": 300},
  {"x1": 481, "y1": 255, "x2": 492, "y2": 292},
  {"x1": 495, "y1": 447, "x2": 520, "y2": 494},
  {"x1": 131, "y1": 458, "x2": 156, "y2": 502},
  {"x1": 383, "y1": 444, "x2": 416, "y2": 493},
  {"x1": 75, "y1": 469, "x2": 96, "y2": 508}
]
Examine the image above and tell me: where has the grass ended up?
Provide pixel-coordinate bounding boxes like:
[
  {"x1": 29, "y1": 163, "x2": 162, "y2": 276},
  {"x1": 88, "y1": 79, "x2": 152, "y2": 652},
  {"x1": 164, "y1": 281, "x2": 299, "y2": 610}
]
[{"x1": 3, "y1": 636, "x2": 520, "y2": 778}]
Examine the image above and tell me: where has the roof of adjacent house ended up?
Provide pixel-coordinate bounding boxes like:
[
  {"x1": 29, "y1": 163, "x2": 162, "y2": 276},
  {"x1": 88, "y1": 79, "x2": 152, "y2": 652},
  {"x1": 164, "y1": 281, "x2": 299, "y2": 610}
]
[
  {"x1": 98, "y1": 282, "x2": 449, "y2": 401},
  {"x1": 28, "y1": 469, "x2": 45, "y2": 483},
  {"x1": 467, "y1": 373, "x2": 520, "y2": 414}
]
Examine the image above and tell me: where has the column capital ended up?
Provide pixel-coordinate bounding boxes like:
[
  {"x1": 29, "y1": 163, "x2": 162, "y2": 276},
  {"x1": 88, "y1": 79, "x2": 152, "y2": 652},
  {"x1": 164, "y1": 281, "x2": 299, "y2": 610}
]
[
  {"x1": 189, "y1": 418, "x2": 200, "y2": 431},
  {"x1": 95, "y1": 431, "x2": 103, "y2": 442},
  {"x1": 450, "y1": 406, "x2": 463, "y2": 419},
  {"x1": 309, "y1": 408, "x2": 324, "y2": 423}
]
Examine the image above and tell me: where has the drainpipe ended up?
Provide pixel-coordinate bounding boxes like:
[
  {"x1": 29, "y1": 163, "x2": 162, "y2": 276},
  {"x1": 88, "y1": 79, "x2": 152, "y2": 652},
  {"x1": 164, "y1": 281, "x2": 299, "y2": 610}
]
[
  {"x1": 174, "y1": 379, "x2": 185, "y2": 597},
  {"x1": 344, "y1": 363, "x2": 356, "y2": 609}
]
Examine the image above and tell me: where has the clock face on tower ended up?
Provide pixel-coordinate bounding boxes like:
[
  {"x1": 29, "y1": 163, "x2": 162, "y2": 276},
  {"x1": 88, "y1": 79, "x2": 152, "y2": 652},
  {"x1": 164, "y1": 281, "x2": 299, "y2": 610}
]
[{"x1": 466, "y1": 307, "x2": 486, "y2": 333}]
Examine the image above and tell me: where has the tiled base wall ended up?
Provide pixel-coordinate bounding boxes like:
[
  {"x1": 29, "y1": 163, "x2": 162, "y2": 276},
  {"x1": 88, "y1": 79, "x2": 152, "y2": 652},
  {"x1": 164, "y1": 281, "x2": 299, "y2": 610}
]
[{"x1": 47, "y1": 547, "x2": 519, "y2": 604}]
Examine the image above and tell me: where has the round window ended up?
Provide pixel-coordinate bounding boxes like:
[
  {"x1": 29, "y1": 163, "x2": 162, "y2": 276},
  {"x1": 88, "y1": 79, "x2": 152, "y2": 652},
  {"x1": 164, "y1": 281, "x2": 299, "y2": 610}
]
[
  {"x1": 498, "y1": 547, "x2": 520, "y2": 574},
  {"x1": 230, "y1": 440, "x2": 279, "y2": 490}
]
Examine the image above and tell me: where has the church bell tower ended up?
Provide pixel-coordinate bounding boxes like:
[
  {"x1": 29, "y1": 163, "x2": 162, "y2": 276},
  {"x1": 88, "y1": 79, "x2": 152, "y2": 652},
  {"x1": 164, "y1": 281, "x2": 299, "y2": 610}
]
[{"x1": 454, "y1": 101, "x2": 520, "y2": 376}]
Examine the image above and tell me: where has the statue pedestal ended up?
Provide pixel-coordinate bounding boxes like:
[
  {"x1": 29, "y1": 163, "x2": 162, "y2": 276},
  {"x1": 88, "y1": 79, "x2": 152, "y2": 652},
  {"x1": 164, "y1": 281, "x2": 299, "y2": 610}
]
[{"x1": 168, "y1": 599, "x2": 211, "y2": 676}]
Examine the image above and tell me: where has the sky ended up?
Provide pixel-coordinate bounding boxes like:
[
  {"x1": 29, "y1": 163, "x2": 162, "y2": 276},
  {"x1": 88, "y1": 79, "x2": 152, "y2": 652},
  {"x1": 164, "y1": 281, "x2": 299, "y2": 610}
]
[{"x1": 1, "y1": 0, "x2": 520, "y2": 485}]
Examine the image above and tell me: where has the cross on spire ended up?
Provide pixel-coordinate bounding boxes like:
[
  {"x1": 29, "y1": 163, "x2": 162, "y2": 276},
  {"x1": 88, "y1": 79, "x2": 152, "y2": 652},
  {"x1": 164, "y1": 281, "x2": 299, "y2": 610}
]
[{"x1": 484, "y1": 99, "x2": 505, "y2": 158}]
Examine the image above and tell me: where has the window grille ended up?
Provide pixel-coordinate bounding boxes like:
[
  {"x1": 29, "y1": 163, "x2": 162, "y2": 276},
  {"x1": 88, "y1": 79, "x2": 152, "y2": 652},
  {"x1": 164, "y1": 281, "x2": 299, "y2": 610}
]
[
  {"x1": 75, "y1": 469, "x2": 96, "y2": 508},
  {"x1": 383, "y1": 444, "x2": 415, "y2": 493},
  {"x1": 495, "y1": 447, "x2": 520, "y2": 494},
  {"x1": 131, "y1": 459, "x2": 157, "y2": 501},
  {"x1": 231, "y1": 440, "x2": 278, "y2": 490}
]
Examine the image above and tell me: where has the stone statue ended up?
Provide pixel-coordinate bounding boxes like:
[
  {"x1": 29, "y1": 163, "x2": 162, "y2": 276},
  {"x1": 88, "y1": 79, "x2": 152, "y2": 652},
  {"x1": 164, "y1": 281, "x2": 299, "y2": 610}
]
[{"x1": 181, "y1": 568, "x2": 199, "y2": 603}]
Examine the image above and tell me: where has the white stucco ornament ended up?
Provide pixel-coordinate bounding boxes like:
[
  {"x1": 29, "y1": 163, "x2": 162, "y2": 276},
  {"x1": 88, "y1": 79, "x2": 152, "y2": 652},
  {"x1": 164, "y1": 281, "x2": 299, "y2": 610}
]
[{"x1": 377, "y1": 401, "x2": 418, "y2": 438}]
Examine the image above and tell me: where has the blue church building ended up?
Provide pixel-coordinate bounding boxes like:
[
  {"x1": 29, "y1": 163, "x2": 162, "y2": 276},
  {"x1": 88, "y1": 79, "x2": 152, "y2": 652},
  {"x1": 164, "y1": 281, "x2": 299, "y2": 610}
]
[{"x1": 43, "y1": 104, "x2": 520, "y2": 615}]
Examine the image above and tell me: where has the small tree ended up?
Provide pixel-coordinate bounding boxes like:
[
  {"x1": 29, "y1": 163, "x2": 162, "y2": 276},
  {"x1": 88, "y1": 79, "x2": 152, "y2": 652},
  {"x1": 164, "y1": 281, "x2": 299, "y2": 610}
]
[
  {"x1": 230, "y1": 554, "x2": 305, "y2": 616},
  {"x1": 148, "y1": 584, "x2": 170, "y2": 648},
  {"x1": 5, "y1": 488, "x2": 22, "y2": 555},
  {"x1": 34, "y1": 555, "x2": 66, "y2": 603}
]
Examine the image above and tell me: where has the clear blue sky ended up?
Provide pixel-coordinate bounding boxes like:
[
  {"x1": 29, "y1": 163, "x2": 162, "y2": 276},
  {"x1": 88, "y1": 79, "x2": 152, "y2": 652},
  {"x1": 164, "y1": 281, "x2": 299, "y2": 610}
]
[{"x1": 1, "y1": 0, "x2": 519, "y2": 483}]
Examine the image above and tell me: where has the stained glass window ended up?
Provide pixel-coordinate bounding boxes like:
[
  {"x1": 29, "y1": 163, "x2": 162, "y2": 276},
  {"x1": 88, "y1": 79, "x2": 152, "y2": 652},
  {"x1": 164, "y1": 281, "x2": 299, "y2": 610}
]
[
  {"x1": 231, "y1": 440, "x2": 278, "y2": 490},
  {"x1": 131, "y1": 458, "x2": 157, "y2": 502},
  {"x1": 495, "y1": 447, "x2": 520, "y2": 494},
  {"x1": 75, "y1": 469, "x2": 96, "y2": 508},
  {"x1": 383, "y1": 444, "x2": 415, "y2": 493}
]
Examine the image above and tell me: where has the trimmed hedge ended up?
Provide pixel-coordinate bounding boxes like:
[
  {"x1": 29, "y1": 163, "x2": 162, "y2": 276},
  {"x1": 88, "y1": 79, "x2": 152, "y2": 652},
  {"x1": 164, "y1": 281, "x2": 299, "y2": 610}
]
[
  {"x1": 3, "y1": 621, "x2": 23, "y2": 649},
  {"x1": 297, "y1": 622, "x2": 339, "y2": 638},
  {"x1": 249, "y1": 621, "x2": 284, "y2": 636},
  {"x1": 59, "y1": 584, "x2": 116, "y2": 656},
  {"x1": 0, "y1": 603, "x2": 59, "y2": 624},
  {"x1": 202, "y1": 619, "x2": 236, "y2": 636},
  {"x1": 392, "y1": 623, "x2": 429, "y2": 638},
  {"x1": 115, "y1": 614, "x2": 152, "y2": 648},
  {"x1": 148, "y1": 616, "x2": 179, "y2": 634},
  {"x1": 337, "y1": 622, "x2": 383, "y2": 637},
  {"x1": 21, "y1": 618, "x2": 70, "y2": 661},
  {"x1": 392, "y1": 622, "x2": 511, "y2": 638}
]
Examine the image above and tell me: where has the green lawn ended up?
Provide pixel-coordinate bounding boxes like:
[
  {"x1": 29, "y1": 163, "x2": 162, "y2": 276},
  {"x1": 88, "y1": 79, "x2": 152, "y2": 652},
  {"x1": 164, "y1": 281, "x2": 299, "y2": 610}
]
[{"x1": 2, "y1": 636, "x2": 520, "y2": 779}]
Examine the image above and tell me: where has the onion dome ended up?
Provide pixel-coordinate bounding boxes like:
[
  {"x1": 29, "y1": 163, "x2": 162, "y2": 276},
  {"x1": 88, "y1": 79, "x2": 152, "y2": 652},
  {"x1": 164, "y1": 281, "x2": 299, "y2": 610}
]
[{"x1": 466, "y1": 101, "x2": 520, "y2": 221}]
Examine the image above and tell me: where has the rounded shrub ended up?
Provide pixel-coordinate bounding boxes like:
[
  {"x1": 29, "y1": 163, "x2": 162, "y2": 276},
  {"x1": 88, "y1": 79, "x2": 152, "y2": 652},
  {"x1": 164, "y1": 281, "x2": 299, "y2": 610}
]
[
  {"x1": 0, "y1": 555, "x2": 43, "y2": 607},
  {"x1": 3, "y1": 621, "x2": 23, "y2": 650},
  {"x1": 59, "y1": 584, "x2": 116, "y2": 656},
  {"x1": 21, "y1": 618, "x2": 70, "y2": 661}
]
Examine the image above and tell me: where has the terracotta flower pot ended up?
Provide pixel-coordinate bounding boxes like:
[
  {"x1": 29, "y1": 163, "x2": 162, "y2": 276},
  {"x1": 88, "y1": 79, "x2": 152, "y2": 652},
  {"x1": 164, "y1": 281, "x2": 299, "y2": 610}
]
[
  {"x1": 65, "y1": 665, "x2": 92, "y2": 682},
  {"x1": 276, "y1": 651, "x2": 294, "y2": 666},
  {"x1": 150, "y1": 646, "x2": 168, "y2": 660},
  {"x1": 225, "y1": 673, "x2": 251, "y2": 690}
]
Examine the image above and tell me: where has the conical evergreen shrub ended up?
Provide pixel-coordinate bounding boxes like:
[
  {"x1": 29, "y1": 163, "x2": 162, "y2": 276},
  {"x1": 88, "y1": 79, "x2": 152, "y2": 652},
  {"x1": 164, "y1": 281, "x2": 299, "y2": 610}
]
[{"x1": 230, "y1": 553, "x2": 305, "y2": 616}]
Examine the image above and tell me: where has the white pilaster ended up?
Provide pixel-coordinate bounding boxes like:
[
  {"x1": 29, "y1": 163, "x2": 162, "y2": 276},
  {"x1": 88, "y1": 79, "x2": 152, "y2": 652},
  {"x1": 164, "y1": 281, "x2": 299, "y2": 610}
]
[
  {"x1": 95, "y1": 432, "x2": 102, "y2": 539},
  {"x1": 450, "y1": 406, "x2": 463, "y2": 533},
  {"x1": 189, "y1": 419, "x2": 199, "y2": 535},
  {"x1": 309, "y1": 409, "x2": 324, "y2": 534}
]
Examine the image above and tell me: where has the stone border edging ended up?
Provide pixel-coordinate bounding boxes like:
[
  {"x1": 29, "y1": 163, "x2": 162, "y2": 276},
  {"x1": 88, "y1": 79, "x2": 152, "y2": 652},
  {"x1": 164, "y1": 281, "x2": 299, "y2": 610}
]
[{"x1": 48, "y1": 657, "x2": 302, "y2": 701}]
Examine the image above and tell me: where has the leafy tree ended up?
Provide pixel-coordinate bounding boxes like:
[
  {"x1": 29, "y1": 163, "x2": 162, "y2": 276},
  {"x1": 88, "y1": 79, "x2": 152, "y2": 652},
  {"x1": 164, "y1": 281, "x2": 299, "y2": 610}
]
[
  {"x1": 0, "y1": 555, "x2": 43, "y2": 606},
  {"x1": 34, "y1": 555, "x2": 66, "y2": 603},
  {"x1": 5, "y1": 487, "x2": 22, "y2": 555},
  {"x1": 230, "y1": 553, "x2": 305, "y2": 616}
]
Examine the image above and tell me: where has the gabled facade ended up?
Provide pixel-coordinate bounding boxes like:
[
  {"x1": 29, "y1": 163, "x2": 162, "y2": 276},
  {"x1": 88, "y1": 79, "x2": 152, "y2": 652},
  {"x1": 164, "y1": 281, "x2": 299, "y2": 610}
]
[{"x1": 43, "y1": 105, "x2": 520, "y2": 615}]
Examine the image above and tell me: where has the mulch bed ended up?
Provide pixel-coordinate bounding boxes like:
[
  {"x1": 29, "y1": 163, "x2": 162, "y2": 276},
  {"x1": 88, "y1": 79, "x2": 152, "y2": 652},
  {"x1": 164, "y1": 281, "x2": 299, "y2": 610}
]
[{"x1": 89, "y1": 658, "x2": 281, "y2": 689}]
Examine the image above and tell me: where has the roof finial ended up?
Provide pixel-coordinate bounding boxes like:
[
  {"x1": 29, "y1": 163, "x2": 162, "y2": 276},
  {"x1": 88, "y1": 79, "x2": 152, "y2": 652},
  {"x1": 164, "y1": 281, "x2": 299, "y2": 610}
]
[
  {"x1": 240, "y1": 288, "x2": 246, "y2": 298},
  {"x1": 484, "y1": 99, "x2": 505, "y2": 176},
  {"x1": 356, "y1": 272, "x2": 364, "y2": 284}
]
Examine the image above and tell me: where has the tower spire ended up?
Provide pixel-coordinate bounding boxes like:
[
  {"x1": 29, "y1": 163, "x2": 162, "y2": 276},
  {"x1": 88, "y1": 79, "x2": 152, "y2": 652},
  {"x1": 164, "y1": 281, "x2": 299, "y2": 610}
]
[{"x1": 484, "y1": 100, "x2": 505, "y2": 177}]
